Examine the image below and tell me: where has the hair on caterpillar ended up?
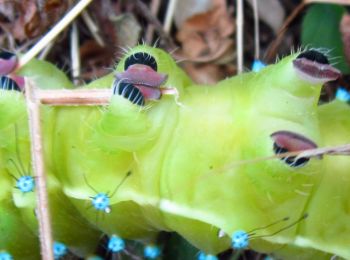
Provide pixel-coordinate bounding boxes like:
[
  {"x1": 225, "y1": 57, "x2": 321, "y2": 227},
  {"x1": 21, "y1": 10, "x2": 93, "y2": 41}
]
[
  {"x1": 152, "y1": 37, "x2": 160, "y2": 48},
  {"x1": 7, "y1": 125, "x2": 35, "y2": 194}
]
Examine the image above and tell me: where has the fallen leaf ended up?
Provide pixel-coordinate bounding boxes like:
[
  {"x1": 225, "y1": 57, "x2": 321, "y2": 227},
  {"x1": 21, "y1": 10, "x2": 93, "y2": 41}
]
[
  {"x1": 174, "y1": 0, "x2": 213, "y2": 28},
  {"x1": 110, "y1": 13, "x2": 141, "y2": 49},
  {"x1": 175, "y1": 0, "x2": 235, "y2": 64},
  {"x1": 182, "y1": 62, "x2": 235, "y2": 84},
  {"x1": 0, "y1": 0, "x2": 68, "y2": 41}
]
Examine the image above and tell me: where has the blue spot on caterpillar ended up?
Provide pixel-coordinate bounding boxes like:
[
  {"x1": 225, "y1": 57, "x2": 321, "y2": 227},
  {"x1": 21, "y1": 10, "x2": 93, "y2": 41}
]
[
  {"x1": 335, "y1": 87, "x2": 350, "y2": 103},
  {"x1": 197, "y1": 251, "x2": 218, "y2": 260},
  {"x1": 144, "y1": 244, "x2": 161, "y2": 259},
  {"x1": 91, "y1": 193, "x2": 111, "y2": 213},
  {"x1": 231, "y1": 214, "x2": 307, "y2": 250},
  {"x1": 251, "y1": 59, "x2": 266, "y2": 72},
  {"x1": 53, "y1": 241, "x2": 68, "y2": 260},
  {"x1": 15, "y1": 175, "x2": 35, "y2": 193},
  {"x1": 107, "y1": 235, "x2": 125, "y2": 253}
]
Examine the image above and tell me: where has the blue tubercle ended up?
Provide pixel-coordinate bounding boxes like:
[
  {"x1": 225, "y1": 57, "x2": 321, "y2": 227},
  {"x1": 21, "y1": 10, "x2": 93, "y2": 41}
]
[
  {"x1": 144, "y1": 245, "x2": 161, "y2": 259},
  {"x1": 335, "y1": 87, "x2": 350, "y2": 103},
  {"x1": 16, "y1": 175, "x2": 35, "y2": 193},
  {"x1": 53, "y1": 241, "x2": 68, "y2": 260},
  {"x1": 252, "y1": 60, "x2": 266, "y2": 72},
  {"x1": 0, "y1": 251, "x2": 13, "y2": 260},
  {"x1": 108, "y1": 235, "x2": 125, "y2": 253},
  {"x1": 264, "y1": 256, "x2": 274, "y2": 260},
  {"x1": 198, "y1": 252, "x2": 218, "y2": 260},
  {"x1": 91, "y1": 193, "x2": 110, "y2": 213},
  {"x1": 231, "y1": 230, "x2": 249, "y2": 249}
]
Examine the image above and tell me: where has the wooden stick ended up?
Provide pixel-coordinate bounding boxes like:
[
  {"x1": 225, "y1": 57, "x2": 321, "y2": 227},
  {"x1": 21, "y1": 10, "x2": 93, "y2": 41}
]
[
  {"x1": 36, "y1": 88, "x2": 112, "y2": 106},
  {"x1": 25, "y1": 81, "x2": 54, "y2": 260},
  {"x1": 18, "y1": 0, "x2": 93, "y2": 68}
]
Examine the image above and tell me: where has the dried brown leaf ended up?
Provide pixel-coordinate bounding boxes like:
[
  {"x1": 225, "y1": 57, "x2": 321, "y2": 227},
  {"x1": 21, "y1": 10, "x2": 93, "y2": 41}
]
[
  {"x1": 182, "y1": 63, "x2": 235, "y2": 84},
  {"x1": 176, "y1": 0, "x2": 235, "y2": 63},
  {"x1": 0, "y1": 0, "x2": 68, "y2": 41}
]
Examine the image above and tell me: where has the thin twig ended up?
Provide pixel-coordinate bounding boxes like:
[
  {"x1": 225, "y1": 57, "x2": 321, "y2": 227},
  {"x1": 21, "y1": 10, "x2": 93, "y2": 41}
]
[
  {"x1": 38, "y1": 41, "x2": 54, "y2": 60},
  {"x1": 145, "y1": 0, "x2": 161, "y2": 44},
  {"x1": 265, "y1": 2, "x2": 305, "y2": 62},
  {"x1": 164, "y1": 0, "x2": 178, "y2": 34},
  {"x1": 236, "y1": 0, "x2": 244, "y2": 74},
  {"x1": 210, "y1": 143, "x2": 350, "y2": 174},
  {"x1": 70, "y1": 22, "x2": 80, "y2": 85},
  {"x1": 25, "y1": 80, "x2": 54, "y2": 260},
  {"x1": 265, "y1": 0, "x2": 349, "y2": 61},
  {"x1": 81, "y1": 11, "x2": 105, "y2": 47},
  {"x1": 133, "y1": 0, "x2": 176, "y2": 49},
  {"x1": 252, "y1": 0, "x2": 260, "y2": 60},
  {"x1": 17, "y1": 0, "x2": 93, "y2": 69}
]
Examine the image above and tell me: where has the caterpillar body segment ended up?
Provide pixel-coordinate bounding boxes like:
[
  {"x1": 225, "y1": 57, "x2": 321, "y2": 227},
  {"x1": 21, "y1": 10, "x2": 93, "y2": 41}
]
[{"x1": 0, "y1": 46, "x2": 348, "y2": 260}]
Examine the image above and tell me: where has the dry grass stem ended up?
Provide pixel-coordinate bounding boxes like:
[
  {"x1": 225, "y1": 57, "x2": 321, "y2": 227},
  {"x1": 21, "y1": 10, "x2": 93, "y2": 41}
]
[
  {"x1": 81, "y1": 11, "x2": 105, "y2": 47},
  {"x1": 146, "y1": 0, "x2": 161, "y2": 43},
  {"x1": 70, "y1": 22, "x2": 81, "y2": 85},
  {"x1": 236, "y1": 0, "x2": 244, "y2": 73},
  {"x1": 164, "y1": 0, "x2": 178, "y2": 34}
]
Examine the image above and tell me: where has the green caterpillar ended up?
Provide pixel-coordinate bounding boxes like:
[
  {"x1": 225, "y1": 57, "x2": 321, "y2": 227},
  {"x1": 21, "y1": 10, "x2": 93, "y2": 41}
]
[{"x1": 0, "y1": 45, "x2": 349, "y2": 260}]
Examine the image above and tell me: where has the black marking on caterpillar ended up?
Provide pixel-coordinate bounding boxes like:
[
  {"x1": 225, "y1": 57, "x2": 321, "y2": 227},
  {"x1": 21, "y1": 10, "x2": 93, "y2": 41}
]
[
  {"x1": 112, "y1": 81, "x2": 145, "y2": 106},
  {"x1": 124, "y1": 52, "x2": 158, "y2": 72}
]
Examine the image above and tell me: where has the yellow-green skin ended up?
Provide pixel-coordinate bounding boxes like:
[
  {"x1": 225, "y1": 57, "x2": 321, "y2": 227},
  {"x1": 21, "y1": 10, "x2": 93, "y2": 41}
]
[
  {"x1": 0, "y1": 46, "x2": 349, "y2": 260},
  {"x1": 0, "y1": 61, "x2": 101, "y2": 258},
  {"x1": 0, "y1": 91, "x2": 40, "y2": 260},
  {"x1": 85, "y1": 48, "x2": 348, "y2": 259},
  {"x1": 50, "y1": 46, "x2": 193, "y2": 238}
]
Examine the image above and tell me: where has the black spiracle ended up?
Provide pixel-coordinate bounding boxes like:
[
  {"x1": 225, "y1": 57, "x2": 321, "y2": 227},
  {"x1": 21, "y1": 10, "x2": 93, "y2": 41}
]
[
  {"x1": 124, "y1": 52, "x2": 157, "y2": 71},
  {"x1": 273, "y1": 142, "x2": 309, "y2": 167},
  {"x1": 112, "y1": 81, "x2": 145, "y2": 106},
  {"x1": 0, "y1": 76, "x2": 21, "y2": 92},
  {"x1": 0, "y1": 51, "x2": 15, "y2": 60},
  {"x1": 297, "y1": 50, "x2": 329, "y2": 65}
]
